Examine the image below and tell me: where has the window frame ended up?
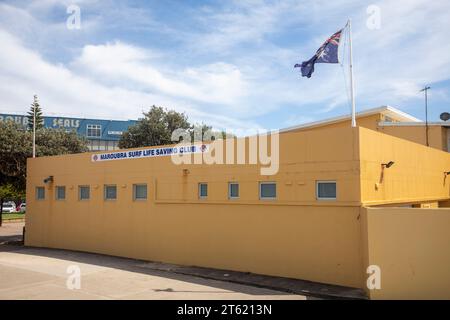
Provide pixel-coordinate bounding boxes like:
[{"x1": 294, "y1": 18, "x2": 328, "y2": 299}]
[
  {"x1": 55, "y1": 186, "x2": 66, "y2": 201},
  {"x1": 133, "y1": 183, "x2": 148, "y2": 201},
  {"x1": 228, "y1": 182, "x2": 239, "y2": 200},
  {"x1": 86, "y1": 124, "x2": 102, "y2": 138},
  {"x1": 198, "y1": 183, "x2": 208, "y2": 199},
  {"x1": 36, "y1": 186, "x2": 45, "y2": 200},
  {"x1": 316, "y1": 180, "x2": 337, "y2": 201},
  {"x1": 78, "y1": 185, "x2": 90, "y2": 201},
  {"x1": 259, "y1": 182, "x2": 276, "y2": 200},
  {"x1": 104, "y1": 184, "x2": 117, "y2": 201}
]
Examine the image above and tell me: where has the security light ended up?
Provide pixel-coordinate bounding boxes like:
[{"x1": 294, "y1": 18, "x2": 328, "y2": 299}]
[
  {"x1": 382, "y1": 161, "x2": 395, "y2": 168},
  {"x1": 445, "y1": 171, "x2": 450, "y2": 176},
  {"x1": 43, "y1": 176, "x2": 54, "y2": 184}
]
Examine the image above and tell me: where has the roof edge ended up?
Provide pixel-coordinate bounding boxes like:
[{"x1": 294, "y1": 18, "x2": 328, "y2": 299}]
[{"x1": 280, "y1": 105, "x2": 421, "y2": 133}]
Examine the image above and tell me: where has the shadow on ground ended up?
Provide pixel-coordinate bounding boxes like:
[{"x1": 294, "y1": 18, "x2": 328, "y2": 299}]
[{"x1": 0, "y1": 224, "x2": 366, "y2": 299}]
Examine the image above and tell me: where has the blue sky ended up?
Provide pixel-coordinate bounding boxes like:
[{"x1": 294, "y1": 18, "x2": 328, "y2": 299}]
[{"x1": 1, "y1": 0, "x2": 449, "y2": 131}]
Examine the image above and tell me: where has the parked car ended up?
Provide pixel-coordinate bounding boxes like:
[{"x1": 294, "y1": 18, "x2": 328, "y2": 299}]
[
  {"x1": 1, "y1": 202, "x2": 17, "y2": 213},
  {"x1": 17, "y1": 202, "x2": 26, "y2": 213}
]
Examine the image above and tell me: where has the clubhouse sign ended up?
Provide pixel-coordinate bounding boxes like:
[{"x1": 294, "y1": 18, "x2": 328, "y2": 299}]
[{"x1": 91, "y1": 144, "x2": 209, "y2": 162}]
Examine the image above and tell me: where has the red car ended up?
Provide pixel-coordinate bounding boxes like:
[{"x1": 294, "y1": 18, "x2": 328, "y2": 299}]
[{"x1": 16, "y1": 202, "x2": 26, "y2": 213}]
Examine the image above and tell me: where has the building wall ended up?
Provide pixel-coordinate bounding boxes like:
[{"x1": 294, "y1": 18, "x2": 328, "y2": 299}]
[
  {"x1": 359, "y1": 127, "x2": 450, "y2": 206},
  {"x1": 24, "y1": 126, "x2": 450, "y2": 294},
  {"x1": 377, "y1": 125, "x2": 448, "y2": 151},
  {"x1": 361, "y1": 207, "x2": 450, "y2": 299},
  {"x1": 0, "y1": 113, "x2": 136, "y2": 151},
  {"x1": 25, "y1": 126, "x2": 366, "y2": 288}
]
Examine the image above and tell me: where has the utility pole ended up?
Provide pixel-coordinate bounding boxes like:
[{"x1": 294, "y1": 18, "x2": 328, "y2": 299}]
[{"x1": 420, "y1": 86, "x2": 431, "y2": 146}]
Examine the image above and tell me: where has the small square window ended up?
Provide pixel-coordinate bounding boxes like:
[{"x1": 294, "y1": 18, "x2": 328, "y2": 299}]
[
  {"x1": 199, "y1": 183, "x2": 208, "y2": 199},
  {"x1": 260, "y1": 182, "x2": 276, "y2": 200},
  {"x1": 133, "y1": 184, "x2": 147, "y2": 200},
  {"x1": 56, "y1": 186, "x2": 66, "y2": 200},
  {"x1": 228, "y1": 183, "x2": 239, "y2": 199},
  {"x1": 104, "y1": 185, "x2": 117, "y2": 200},
  {"x1": 79, "y1": 186, "x2": 90, "y2": 200},
  {"x1": 36, "y1": 186, "x2": 45, "y2": 200},
  {"x1": 316, "y1": 181, "x2": 337, "y2": 200}
]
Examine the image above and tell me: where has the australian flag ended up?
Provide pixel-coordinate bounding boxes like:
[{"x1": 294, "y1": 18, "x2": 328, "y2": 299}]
[{"x1": 295, "y1": 29, "x2": 343, "y2": 78}]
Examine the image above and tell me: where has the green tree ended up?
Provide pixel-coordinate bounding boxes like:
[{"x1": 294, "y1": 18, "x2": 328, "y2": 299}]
[
  {"x1": 0, "y1": 121, "x2": 88, "y2": 207},
  {"x1": 119, "y1": 106, "x2": 191, "y2": 148},
  {"x1": 191, "y1": 123, "x2": 233, "y2": 142},
  {"x1": 119, "y1": 106, "x2": 233, "y2": 149},
  {"x1": 27, "y1": 94, "x2": 44, "y2": 131},
  {"x1": 0, "y1": 121, "x2": 31, "y2": 191},
  {"x1": 35, "y1": 128, "x2": 89, "y2": 156}
]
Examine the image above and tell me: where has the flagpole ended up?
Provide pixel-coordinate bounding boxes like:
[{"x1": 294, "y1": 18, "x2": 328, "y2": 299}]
[{"x1": 348, "y1": 19, "x2": 356, "y2": 127}]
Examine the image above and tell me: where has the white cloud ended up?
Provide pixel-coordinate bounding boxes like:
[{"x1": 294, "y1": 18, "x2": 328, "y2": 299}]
[
  {"x1": 0, "y1": 30, "x2": 259, "y2": 130},
  {"x1": 73, "y1": 42, "x2": 248, "y2": 106},
  {"x1": 1, "y1": 0, "x2": 450, "y2": 131}
]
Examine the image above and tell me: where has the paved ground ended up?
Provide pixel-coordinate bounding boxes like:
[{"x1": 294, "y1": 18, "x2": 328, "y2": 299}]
[
  {"x1": 0, "y1": 223, "x2": 305, "y2": 300},
  {"x1": 0, "y1": 222, "x2": 23, "y2": 244}
]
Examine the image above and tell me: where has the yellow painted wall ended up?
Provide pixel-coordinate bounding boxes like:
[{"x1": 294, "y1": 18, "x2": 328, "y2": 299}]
[
  {"x1": 377, "y1": 125, "x2": 448, "y2": 151},
  {"x1": 288, "y1": 110, "x2": 448, "y2": 152},
  {"x1": 25, "y1": 126, "x2": 365, "y2": 288},
  {"x1": 25, "y1": 125, "x2": 450, "y2": 294},
  {"x1": 359, "y1": 127, "x2": 450, "y2": 206},
  {"x1": 361, "y1": 207, "x2": 450, "y2": 299},
  {"x1": 288, "y1": 113, "x2": 381, "y2": 133}
]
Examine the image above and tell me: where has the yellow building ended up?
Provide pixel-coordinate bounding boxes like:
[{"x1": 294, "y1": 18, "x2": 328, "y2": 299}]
[
  {"x1": 283, "y1": 105, "x2": 449, "y2": 152},
  {"x1": 25, "y1": 106, "x2": 450, "y2": 299}
]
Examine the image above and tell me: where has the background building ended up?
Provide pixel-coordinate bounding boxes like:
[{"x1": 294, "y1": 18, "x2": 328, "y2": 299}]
[{"x1": 0, "y1": 113, "x2": 137, "y2": 151}]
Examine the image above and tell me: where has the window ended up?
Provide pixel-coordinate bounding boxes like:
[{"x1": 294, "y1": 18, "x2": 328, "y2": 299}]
[
  {"x1": 259, "y1": 182, "x2": 276, "y2": 200},
  {"x1": 198, "y1": 183, "x2": 208, "y2": 199},
  {"x1": 316, "y1": 181, "x2": 337, "y2": 200},
  {"x1": 228, "y1": 182, "x2": 239, "y2": 199},
  {"x1": 55, "y1": 186, "x2": 66, "y2": 200},
  {"x1": 79, "y1": 186, "x2": 90, "y2": 200},
  {"x1": 36, "y1": 186, "x2": 45, "y2": 200},
  {"x1": 86, "y1": 124, "x2": 101, "y2": 138},
  {"x1": 104, "y1": 185, "x2": 117, "y2": 200},
  {"x1": 133, "y1": 184, "x2": 147, "y2": 200}
]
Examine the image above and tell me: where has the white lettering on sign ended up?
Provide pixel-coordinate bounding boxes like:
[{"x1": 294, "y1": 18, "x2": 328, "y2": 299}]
[
  {"x1": 107, "y1": 131, "x2": 123, "y2": 135},
  {"x1": 0, "y1": 115, "x2": 29, "y2": 126},
  {"x1": 91, "y1": 144, "x2": 209, "y2": 162},
  {"x1": 52, "y1": 118, "x2": 80, "y2": 128}
]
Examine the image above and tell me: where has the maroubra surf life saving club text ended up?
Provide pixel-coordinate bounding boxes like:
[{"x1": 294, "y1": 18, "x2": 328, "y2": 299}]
[{"x1": 91, "y1": 144, "x2": 208, "y2": 162}]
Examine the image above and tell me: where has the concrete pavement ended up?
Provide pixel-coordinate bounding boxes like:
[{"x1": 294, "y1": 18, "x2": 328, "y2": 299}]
[
  {"x1": 0, "y1": 221, "x2": 23, "y2": 244},
  {"x1": 0, "y1": 223, "x2": 305, "y2": 300},
  {"x1": 0, "y1": 246, "x2": 306, "y2": 300}
]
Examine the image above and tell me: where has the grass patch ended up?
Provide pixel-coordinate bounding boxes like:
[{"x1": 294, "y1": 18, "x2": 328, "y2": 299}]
[{"x1": 1, "y1": 213, "x2": 25, "y2": 220}]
